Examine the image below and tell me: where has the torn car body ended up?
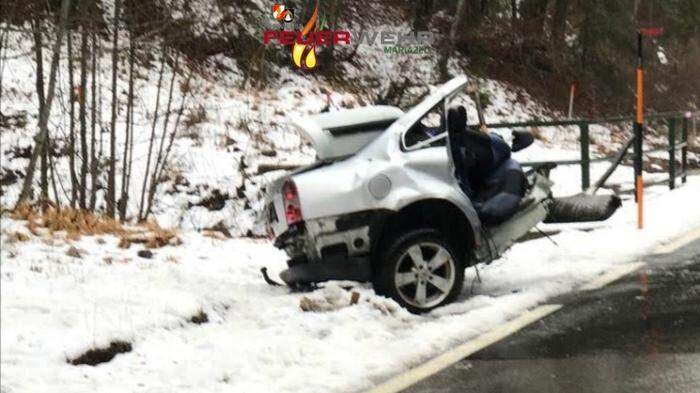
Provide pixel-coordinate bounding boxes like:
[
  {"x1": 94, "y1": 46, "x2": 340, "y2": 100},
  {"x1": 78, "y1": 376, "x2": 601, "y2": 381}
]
[{"x1": 262, "y1": 76, "x2": 617, "y2": 312}]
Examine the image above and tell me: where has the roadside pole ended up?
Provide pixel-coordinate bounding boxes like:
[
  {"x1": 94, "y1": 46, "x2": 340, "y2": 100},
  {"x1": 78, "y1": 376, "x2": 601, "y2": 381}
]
[
  {"x1": 568, "y1": 83, "x2": 576, "y2": 119},
  {"x1": 634, "y1": 32, "x2": 644, "y2": 229},
  {"x1": 634, "y1": 27, "x2": 664, "y2": 230}
]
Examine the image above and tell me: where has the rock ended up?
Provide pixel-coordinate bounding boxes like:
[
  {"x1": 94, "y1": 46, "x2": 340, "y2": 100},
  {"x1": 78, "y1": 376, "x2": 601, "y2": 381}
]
[
  {"x1": 66, "y1": 246, "x2": 84, "y2": 258},
  {"x1": 350, "y1": 291, "x2": 360, "y2": 305},
  {"x1": 0, "y1": 169, "x2": 21, "y2": 187},
  {"x1": 194, "y1": 189, "x2": 228, "y2": 211},
  {"x1": 207, "y1": 221, "x2": 232, "y2": 238},
  {"x1": 189, "y1": 310, "x2": 208, "y2": 324},
  {"x1": 137, "y1": 250, "x2": 153, "y2": 259}
]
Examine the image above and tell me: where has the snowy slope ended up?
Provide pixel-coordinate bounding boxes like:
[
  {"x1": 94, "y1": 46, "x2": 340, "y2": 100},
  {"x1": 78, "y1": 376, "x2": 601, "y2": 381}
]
[
  {"x1": 0, "y1": 0, "x2": 634, "y2": 237},
  {"x1": 2, "y1": 176, "x2": 700, "y2": 393}
]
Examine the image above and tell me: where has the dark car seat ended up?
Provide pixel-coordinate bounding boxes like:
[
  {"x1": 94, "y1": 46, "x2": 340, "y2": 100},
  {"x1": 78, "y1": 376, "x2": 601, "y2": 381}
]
[
  {"x1": 447, "y1": 106, "x2": 527, "y2": 226},
  {"x1": 447, "y1": 107, "x2": 469, "y2": 193}
]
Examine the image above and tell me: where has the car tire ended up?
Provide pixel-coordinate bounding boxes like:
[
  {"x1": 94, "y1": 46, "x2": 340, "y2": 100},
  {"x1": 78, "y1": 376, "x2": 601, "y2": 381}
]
[{"x1": 373, "y1": 228, "x2": 465, "y2": 314}]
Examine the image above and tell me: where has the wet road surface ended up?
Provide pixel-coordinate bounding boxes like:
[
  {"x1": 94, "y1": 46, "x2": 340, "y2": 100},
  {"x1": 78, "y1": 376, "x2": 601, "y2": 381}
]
[{"x1": 405, "y1": 238, "x2": 700, "y2": 393}]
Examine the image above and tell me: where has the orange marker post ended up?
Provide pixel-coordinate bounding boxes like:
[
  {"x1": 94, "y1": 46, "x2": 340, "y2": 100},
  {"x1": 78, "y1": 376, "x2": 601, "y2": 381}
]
[{"x1": 634, "y1": 27, "x2": 664, "y2": 230}]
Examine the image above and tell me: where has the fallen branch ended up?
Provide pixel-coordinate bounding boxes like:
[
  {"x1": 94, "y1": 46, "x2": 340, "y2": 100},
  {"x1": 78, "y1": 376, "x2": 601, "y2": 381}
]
[{"x1": 256, "y1": 163, "x2": 303, "y2": 175}]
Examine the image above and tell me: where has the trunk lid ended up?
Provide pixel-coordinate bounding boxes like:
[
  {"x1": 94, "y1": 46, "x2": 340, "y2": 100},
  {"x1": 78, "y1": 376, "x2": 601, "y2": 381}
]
[{"x1": 291, "y1": 106, "x2": 403, "y2": 160}]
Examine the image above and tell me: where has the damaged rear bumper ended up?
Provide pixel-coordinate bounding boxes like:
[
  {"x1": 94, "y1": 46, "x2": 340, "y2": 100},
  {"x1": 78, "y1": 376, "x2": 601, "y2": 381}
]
[
  {"x1": 279, "y1": 256, "x2": 372, "y2": 286},
  {"x1": 273, "y1": 211, "x2": 386, "y2": 286}
]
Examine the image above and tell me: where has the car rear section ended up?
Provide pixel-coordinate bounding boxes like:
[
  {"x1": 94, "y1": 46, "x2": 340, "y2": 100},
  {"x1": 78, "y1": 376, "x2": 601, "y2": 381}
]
[
  {"x1": 264, "y1": 172, "x2": 382, "y2": 287},
  {"x1": 264, "y1": 106, "x2": 406, "y2": 287}
]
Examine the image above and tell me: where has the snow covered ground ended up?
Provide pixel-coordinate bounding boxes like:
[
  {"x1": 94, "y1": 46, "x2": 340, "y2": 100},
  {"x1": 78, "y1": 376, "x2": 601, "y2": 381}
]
[
  {"x1": 2, "y1": 3, "x2": 698, "y2": 390},
  {"x1": 2, "y1": 176, "x2": 700, "y2": 393}
]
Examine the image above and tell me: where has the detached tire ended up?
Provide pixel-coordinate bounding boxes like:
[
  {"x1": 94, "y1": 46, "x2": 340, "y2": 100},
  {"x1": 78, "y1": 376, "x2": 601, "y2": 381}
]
[{"x1": 373, "y1": 228, "x2": 465, "y2": 314}]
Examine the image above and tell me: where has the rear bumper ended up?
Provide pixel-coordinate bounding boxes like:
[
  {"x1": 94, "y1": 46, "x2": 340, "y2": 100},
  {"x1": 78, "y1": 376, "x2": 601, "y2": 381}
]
[
  {"x1": 279, "y1": 256, "x2": 372, "y2": 285},
  {"x1": 272, "y1": 210, "x2": 392, "y2": 285}
]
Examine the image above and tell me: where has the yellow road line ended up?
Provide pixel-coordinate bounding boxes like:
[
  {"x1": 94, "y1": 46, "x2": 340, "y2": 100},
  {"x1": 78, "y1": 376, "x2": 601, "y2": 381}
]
[
  {"x1": 655, "y1": 226, "x2": 700, "y2": 254},
  {"x1": 578, "y1": 262, "x2": 646, "y2": 291},
  {"x1": 365, "y1": 304, "x2": 562, "y2": 393}
]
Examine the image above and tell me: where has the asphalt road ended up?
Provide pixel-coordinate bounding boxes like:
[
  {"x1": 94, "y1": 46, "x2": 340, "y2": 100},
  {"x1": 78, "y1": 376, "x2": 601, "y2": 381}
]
[{"x1": 405, "y1": 237, "x2": 700, "y2": 393}]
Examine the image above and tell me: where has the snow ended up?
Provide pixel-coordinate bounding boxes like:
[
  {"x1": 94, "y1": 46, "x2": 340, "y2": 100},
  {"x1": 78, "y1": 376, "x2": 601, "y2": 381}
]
[
  {"x1": 2, "y1": 4, "x2": 699, "y2": 391},
  {"x1": 2, "y1": 176, "x2": 700, "y2": 393},
  {"x1": 657, "y1": 46, "x2": 668, "y2": 65}
]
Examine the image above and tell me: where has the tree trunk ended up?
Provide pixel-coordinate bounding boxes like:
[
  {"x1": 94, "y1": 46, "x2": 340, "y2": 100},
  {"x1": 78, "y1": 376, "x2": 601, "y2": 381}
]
[
  {"x1": 34, "y1": 21, "x2": 48, "y2": 206},
  {"x1": 22, "y1": 19, "x2": 46, "y2": 205},
  {"x1": 106, "y1": 0, "x2": 120, "y2": 218},
  {"x1": 48, "y1": 147, "x2": 61, "y2": 207},
  {"x1": 137, "y1": 51, "x2": 166, "y2": 221},
  {"x1": 519, "y1": 0, "x2": 549, "y2": 38},
  {"x1": 550, "y1": 0, "x2": 569, "y2": 57},
  {"x1": 413, "y1": 0, "x2": 433, "y2": 31},
  {"x1": 119, "y1": 33, "x2": 136, "y2": 221},
  {"x1": 450, "y1": 0, "x2": 486, "y2": 45},
  {"x1": 89, "y1": 29, "x2": 98, "y2": 210},
  {"x1": 79, "y1": 25, "x2": 88, "y2": 208},
  {"x1": 67, "y1": 30, "x2": 77, "y2": 207},
  {"x1": 147, "y1": 70, "x2": 194, "y2": 217},
  {"x1": 319, "y1": 0, "x2": 341, "y2": 65},
  {"x1": 146, "y1": 54, "x2": 180, "y2": 216},
  {"x1": 16, "y1": 0, "x2": 72, "y2": 208},
  {"x1": 0, "y1": 29, "x2": 8, "y2": 115}
]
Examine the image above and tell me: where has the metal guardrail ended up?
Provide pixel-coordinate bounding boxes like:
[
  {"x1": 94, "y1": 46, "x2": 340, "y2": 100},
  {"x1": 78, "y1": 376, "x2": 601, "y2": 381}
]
[{"x1": 469, "y1": 111, "x2": 697, "y2": 191}]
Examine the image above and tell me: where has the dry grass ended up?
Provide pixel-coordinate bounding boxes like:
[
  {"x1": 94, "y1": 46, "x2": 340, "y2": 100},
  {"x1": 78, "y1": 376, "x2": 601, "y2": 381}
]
[
  {"x1": 202, "y1": 230, "x2": 228, "y2": 241},
  {"x1": 4, "y1": 231, "x2": 30, "y2": 244},
  {"x1": 12, "y1": 204, "x2": 125, "y2": 237},
  {"x1": 11, "y1": 204, "x2": 180, "y2": 249}
]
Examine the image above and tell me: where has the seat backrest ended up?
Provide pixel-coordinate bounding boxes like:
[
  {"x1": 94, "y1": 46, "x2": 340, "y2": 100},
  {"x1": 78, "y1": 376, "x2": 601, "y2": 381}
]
[
  {"x1": 447, "y1": 106, "x2": 465, "y2": 135},
  {"x1": 447, "y1": 107, "x2": 467, "y2": 189}
]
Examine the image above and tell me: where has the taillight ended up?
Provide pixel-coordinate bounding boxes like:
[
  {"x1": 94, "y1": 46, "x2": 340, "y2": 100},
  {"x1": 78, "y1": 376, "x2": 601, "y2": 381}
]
[{"x1": 282, "y1": 180, "x2": 303, "y2": 225}]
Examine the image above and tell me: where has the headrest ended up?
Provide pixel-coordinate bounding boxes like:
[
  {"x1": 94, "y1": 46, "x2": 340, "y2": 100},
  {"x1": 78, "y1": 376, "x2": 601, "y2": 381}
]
[
  {"x1": 458, "y1": 106, "x2": 467, "y2": 124},
  {"x1": 511, "y1": 129, "x2": 534, "y2": 152},
  {"x1": 447, "y1": 106, "x2": 466, "y2": 134}
]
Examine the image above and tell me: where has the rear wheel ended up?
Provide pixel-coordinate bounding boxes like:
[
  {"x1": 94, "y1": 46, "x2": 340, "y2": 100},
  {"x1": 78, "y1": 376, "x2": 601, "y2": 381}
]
[{"x1": 373, "y1": 228, "x2": 465, "y2": 314}]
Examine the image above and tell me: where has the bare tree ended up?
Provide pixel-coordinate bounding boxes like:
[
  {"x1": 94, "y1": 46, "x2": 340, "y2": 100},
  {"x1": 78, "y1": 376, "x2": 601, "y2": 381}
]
[
  {"x1": 67, "y1": 30, "x2": 77, "y2": 207},
  {"x1": 550, "y1": 0, "x2": 570, "y2": 59},
  {"x1": 106, "y1": 0, "x2": 120, "y2": 217},
  {"x1": 145, "y1": 70, "x2": 193, "y2": 218},
  {"x1": 519, "y1": 0, "x2": 549, "y2": 39},
  {"x1": 89, "y1": 29, "x2": 98, "y2": 210},
  {"x1": 118, "y1": 32, "x2": 136, "y2": 220},
  {"x1": 48, "y1": 146, "x2": 61, "y2": 208},
  {"x1": 145, "y1": 54, "x2": 179, "y2": 215},
  {"x1": 79, "y1": 20, "x2": 88, "y2": 208},
  {"x1": 137, "y1": 51, "x2": 166, "y2": 221},
  {"x1": 31, "y1": 19, "x2": 48, "y2": 205},
  {"x1": 0, "y1": 27, "x2": 9, "y2": 115},
  {"x1": 16, "y1": 0, "x2": 72, "y2": 208},
  {"x1": 413, "y1": 0, "x2": 433, "y2": 31}
]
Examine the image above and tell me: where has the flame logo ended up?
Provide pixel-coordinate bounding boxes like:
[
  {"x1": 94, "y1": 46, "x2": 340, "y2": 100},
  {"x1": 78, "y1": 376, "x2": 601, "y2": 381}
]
[{"x1": 292, "y1": 4, "x2": 318, "y2": 70}]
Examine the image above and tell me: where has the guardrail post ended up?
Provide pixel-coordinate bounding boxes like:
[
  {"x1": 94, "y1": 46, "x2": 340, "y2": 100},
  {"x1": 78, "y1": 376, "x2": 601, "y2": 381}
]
[
  {"x1": 668, "y1": 118, "x2": 676, "y2": 190},
  {"x1": 682, "y1": 116, "x2": 688, "y2": 184},
  {"x1": 580, "y1": 122, "x2": 590, "y2": 190}
]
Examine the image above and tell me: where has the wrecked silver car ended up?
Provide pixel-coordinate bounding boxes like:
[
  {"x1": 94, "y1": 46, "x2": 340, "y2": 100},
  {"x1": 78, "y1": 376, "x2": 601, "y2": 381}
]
[{"x1": 263, "y1": 76, "x2": 618, "y2": 313}]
